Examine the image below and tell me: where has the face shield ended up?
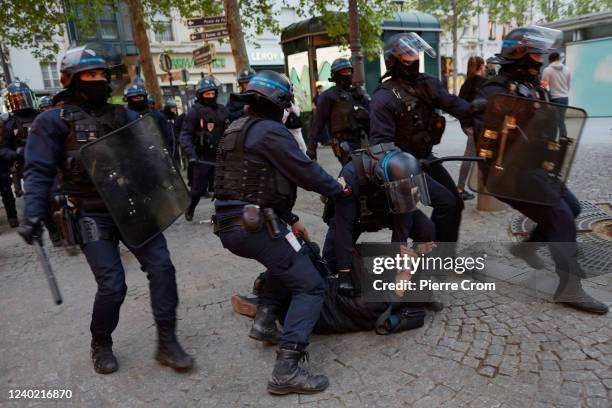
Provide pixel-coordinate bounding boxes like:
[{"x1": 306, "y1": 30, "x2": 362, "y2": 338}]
[
  {"x1": 5, "y1": 88, "x2": 37, "y2": 112},
  {"x1": 385, "y1": 32, "x2": 437, "y2": 62},
  {"x1": 383, "y1": 173, "x2": 430, "y2": 214}
]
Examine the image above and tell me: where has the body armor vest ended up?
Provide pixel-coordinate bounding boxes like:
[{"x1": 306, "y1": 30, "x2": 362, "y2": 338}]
[
  {"x1": 192, "y1": 102, "x2": 229, "y2": 159},
  {"x1": 379, "y1": 77, "x2": 439, "y2": 159},
  {"x1": 214, "y1": 116, "x2": 296, "y2": 212},
  {"x1": 329, "y1": 87, "x2": 369, "y2": 142},
  {"x1": 10, "y1": 113, "x2": 37, "y2": 149},
  {"x1": 60, "y1": 104, "x2": 127, "y2": 208},
  {"x1": 481, "y1": 75, "x2": 549, "y2": 102}
]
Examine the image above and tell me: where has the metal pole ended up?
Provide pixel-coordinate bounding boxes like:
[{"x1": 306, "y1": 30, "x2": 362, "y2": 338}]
[
  {"x1": 0, "y1": 44, "x2": 12, "y2": 86},
  {"x1": 348, "y1": 0, "x2": 365, "y2": 88}
]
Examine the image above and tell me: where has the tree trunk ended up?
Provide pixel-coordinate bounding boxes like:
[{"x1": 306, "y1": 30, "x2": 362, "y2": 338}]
[
  {"x1": 348, "y1": 0, "x2": 365, "y2": 89},
  {"x1": 451, "y1": 0, "x2": 458, "y2": 95},
  {"x1": 126, "y1": 0, "x2": 163, "y2": 109},
  {"x1": 223, "y1": 0, "x2": 250, "y2": 74}
]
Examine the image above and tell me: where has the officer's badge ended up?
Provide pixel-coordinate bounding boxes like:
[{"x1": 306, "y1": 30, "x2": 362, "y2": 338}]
[{"x1": 207, "y1": 122, "x2": 215, "y2": 132}]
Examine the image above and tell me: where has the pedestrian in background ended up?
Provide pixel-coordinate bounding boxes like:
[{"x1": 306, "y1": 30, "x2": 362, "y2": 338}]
[
  {"x1": 456, "y1": 56, "x2": 486, "y2": 201},
  {"x1": 283, "y1": 101, "x2": 307, "y2": 153},
  {"x1": 543, "y1": 52, "x2": 571, "y2": 138}
]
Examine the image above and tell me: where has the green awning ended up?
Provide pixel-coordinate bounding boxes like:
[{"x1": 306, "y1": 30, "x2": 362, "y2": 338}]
[{"x1": 280, "y1": 11, "x2": 440, "y2": 45}]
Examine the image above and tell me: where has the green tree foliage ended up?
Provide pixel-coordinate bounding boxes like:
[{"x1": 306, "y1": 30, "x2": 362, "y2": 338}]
[{"x1": 290, "y1": 0, "x2": 395, "y2": 59}]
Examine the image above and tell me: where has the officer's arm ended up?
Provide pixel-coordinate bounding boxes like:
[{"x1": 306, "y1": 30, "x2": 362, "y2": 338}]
[
  {"x1": 263, "y1": 127, "x2": 343, "y2": 198},
  {"x1": 334, "y1": 165, "x2": 360, "y2": 270},
  {"x1": 0, "y1": 121, "x2": 19, "y2": 162},
  {"x1": 430, "y1": 78, "x2": 473, "y2": 121},
  {"x1": 306, "y1": 92, "x2": 332, "y2": 154},
  {"x1": 179, "y1": 108, "x2": 199, "y2": 161},
  {"x1": 23, "y1": 112, "x2": 64, "y2": 219},
  {"x1": 368, "y1": 90, "x2": 397, "y2": 145}
]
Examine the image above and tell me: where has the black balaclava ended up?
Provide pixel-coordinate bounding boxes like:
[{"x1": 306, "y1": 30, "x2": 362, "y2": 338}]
[
  {"x1": 503, "y1": 57, "x2": 543, "y2": 85},
  {"x1": 197, "y1": 91, "x2": 217, "y2": 106},
  {"x1": 163, "y1": 106, "x2": 176, "y2": 119},
  {"x1": 334, "y1": 73, "x2": 353, "y2": 90},
  {"x1": 394, "y1": 59, "x2": 420, "y2": 82},
  {"x1": 127, "y1": 97, "x2": 148, "y2": 113},
  {"x1": 248, "y1": 95, "x2": 284, "y2": 123},
  {"x1": 73, "y1": 78, "x2": 109, "y2": 110}
]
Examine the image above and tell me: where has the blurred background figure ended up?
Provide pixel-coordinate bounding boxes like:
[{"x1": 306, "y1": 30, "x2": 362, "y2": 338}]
[{"x1": 456, "y1": 56, "x2": 486, "y2": 201}]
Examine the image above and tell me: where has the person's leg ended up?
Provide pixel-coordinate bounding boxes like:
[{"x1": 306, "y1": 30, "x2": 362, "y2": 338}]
[
  {"x1": 79, "y1": 215, "x2": 125, "y2": 374},
  {"x1": 457, "y1": 137, "x2": 476, "y2": 200},
  {"x1": 186, "y1": 163, "x2": 207, "y2": 220},
  {"x1": 551, "y1": 97, "x2": 569, "y2": 138},
  {"x1": 0, "y1": 173, "x2": 18, "y2": 226},
  {"x1": 127, "y1": 232, "x2": 194, "y2": 369},
  {"x1": 219, "y1": 225, "x2": 329, "y2": 394},
  {"x1": 423, "y1": 162, "x2": 464, "y2": 243}
]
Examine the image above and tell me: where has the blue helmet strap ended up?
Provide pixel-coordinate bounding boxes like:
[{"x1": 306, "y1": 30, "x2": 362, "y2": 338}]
[{"x1": 381, "y1": 150, "x2": 399, "y2": 182}]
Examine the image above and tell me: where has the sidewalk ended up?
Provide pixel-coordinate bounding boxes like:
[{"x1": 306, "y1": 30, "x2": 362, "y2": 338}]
[{"x1": 0, "y1": 119, "x2": 611, "y2": 407}]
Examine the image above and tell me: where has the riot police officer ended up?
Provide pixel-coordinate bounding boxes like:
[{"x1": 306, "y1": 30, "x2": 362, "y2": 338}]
[
  {"x1": 213, "y1": 70, "x2": 349, "y2": 395},
  {"x1": 226, "y1": 68, "x2": 255, "y2": 122},
  {"x1": 162, "y1": 98, "x2": 182, "y2": 166},
  {"x1": 180, "y1": 76, "x2": 229, "y2": 221},
  {"x1": 322, "y1": 144, "x2": 435, "y2": 294},
  {"x1": 123, "y1": 82, "x2": 173, "y2": 146},
  {"x1": 39, "y1": 96, "x2": 54, "y2": 111},
  {"x1": 17, "y1": 43, "x2": 194, "y2": 374},
  {"x1": 369, "y1": 33, "x2": 474, "y2": 244},
  {"x1": 0, "y1": 82, "x2": 40, "y2": 228},
  {"x1": 475, "y1": 26, "x2": 608, "y2": 314},
  {"x1": 306, "y1": 58, "x2": 370, "y2": 164}
]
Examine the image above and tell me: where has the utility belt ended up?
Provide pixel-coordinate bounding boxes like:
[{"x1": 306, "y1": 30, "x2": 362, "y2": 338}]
[
  {"x1": 52, "y1": 195, "x2": 115, "y2": 246},
  {"x1": 213, "y1": 204, "x2": 284, "y2": 239}
]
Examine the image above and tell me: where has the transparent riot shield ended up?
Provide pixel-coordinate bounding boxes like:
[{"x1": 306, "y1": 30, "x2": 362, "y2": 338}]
[
  {"x1": 469, "y1": 94, "x2": 586, "y2": 206},
  {"x1": 79, "y1": 114, "x2": 190, "y2": 247}
]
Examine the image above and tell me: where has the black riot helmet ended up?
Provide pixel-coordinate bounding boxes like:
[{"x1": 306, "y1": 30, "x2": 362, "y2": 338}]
[
  {"x1": 493, "y1": 26, "x2": 561, "y2": 84},
  {"x1": 3, "y1": 81, "x2": 37, "y2": 112},
  {"x1": 330, "y1": 58, "x2": 353, "y2": 88},
  {"x1": 383, "y1": 32, "x2": 436, "y2": 81},
  {"x1": 239, "y1": 71, "x2": 293, "y2": 122},
  {"x1": 370, "y1": 148, "x2": 430, "y2": 213},
  {"x1": 59, "y1": 43, "x2": 120, "y2": 88}
]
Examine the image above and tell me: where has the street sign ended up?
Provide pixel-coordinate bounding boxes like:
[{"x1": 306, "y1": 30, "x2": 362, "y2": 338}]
[
  {"x1": 193, "y1": 44, "x2": 217, "y2": 67},
  {"x1": 187, "y1": 15, "x2": 226, "y2": 28},
  {"x1": 181, "y1": 68, "x2": 190, "y2": 83},
  {"x1": 162, "y1": 70, "x2": 182, "y2": 82},
  {"x1": 189, "y1": 29, "x2": 229, "y2": 42},
  {"x1": 159, "y1": 53, "x2": 172, "y2": 72}
]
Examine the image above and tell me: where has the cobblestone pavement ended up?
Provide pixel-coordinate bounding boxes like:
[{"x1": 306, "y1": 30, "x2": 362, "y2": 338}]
[{"x1": 0, "y1": 119, "x2": 611, "y2": 407}]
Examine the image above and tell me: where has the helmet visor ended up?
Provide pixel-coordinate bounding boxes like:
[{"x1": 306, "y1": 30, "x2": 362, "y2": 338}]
[
  {"x1": 6, "y1": 90, "x2": 36, "y2": 111},
  {"x1": 388, "y1": 32, "x2": 437, "y2": 60},
  {"x1": 383, "y1": 173, "x2": 429, "y2": 214},
  {"x1": 503, "y1": 26, "x2": 562, "y2": 55}
]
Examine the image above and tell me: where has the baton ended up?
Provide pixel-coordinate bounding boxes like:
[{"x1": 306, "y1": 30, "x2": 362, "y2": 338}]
[{"x1": 33, "y1": 238, "x2": 63, "y2": 305}]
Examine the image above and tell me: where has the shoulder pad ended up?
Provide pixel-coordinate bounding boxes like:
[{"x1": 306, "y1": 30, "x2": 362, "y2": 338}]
[{"x1": 59, "y1": 104, "x2": 87, "y2": 122}]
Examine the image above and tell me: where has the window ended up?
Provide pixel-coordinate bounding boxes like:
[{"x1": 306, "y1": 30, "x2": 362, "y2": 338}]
[
  {"x1": 488, "y1": 21, "x2": 496, "y2": 40},
  {"x1": 40, "y1": 62, "x2": 60, "y2": 88},
  {"x1": 154, "y1": 16, "x2": 174, "y2": 42},
  {"x1": 99, "y1": 5, "x2": 119, "y2": 40}
]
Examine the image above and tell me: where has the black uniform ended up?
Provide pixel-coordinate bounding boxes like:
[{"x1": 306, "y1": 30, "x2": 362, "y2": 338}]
[
  {"x1": 23, "y1": 100, "x2": 182, "y2": 338},
  {"x1": 214, "y1": 116, "x2": 344, "y2": 350},
  {"x1": 307, "y1": 86, "x2": 369, "y2": 162},
  {"x1": 180, "y1": 100, "x2": 229, "y2": 212},
  {"x1": 369, "y1": 74, "x2": 473, "y2": 243}
]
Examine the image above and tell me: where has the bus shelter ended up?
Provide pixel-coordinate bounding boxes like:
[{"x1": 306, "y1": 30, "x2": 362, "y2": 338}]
[{"x1": 280, "y1": 11, "x2": 441, "y2": 115}]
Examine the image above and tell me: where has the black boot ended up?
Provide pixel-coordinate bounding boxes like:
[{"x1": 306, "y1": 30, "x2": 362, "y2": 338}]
[
  {"x1": 554, "y1": 274, "x2": 609, "y2": 314},
  {"x1": 8, "y1": 217, "x2": 19, "y2": 228},
  {"x1": 249, "y1": 304, "x2": 281, "y2": 344},
  {"x1": 91, "y1": 337, "x2": 119, "y2": 374},
  {"x1": 184, "y1": 206, "x2": 194, "y2": 222},
  {"x1": 267, "y1": 348, "x2": 329, "y2": 395},
  {"x1": 155, "y1": 320, "x2": 195, "y2": 370}
]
